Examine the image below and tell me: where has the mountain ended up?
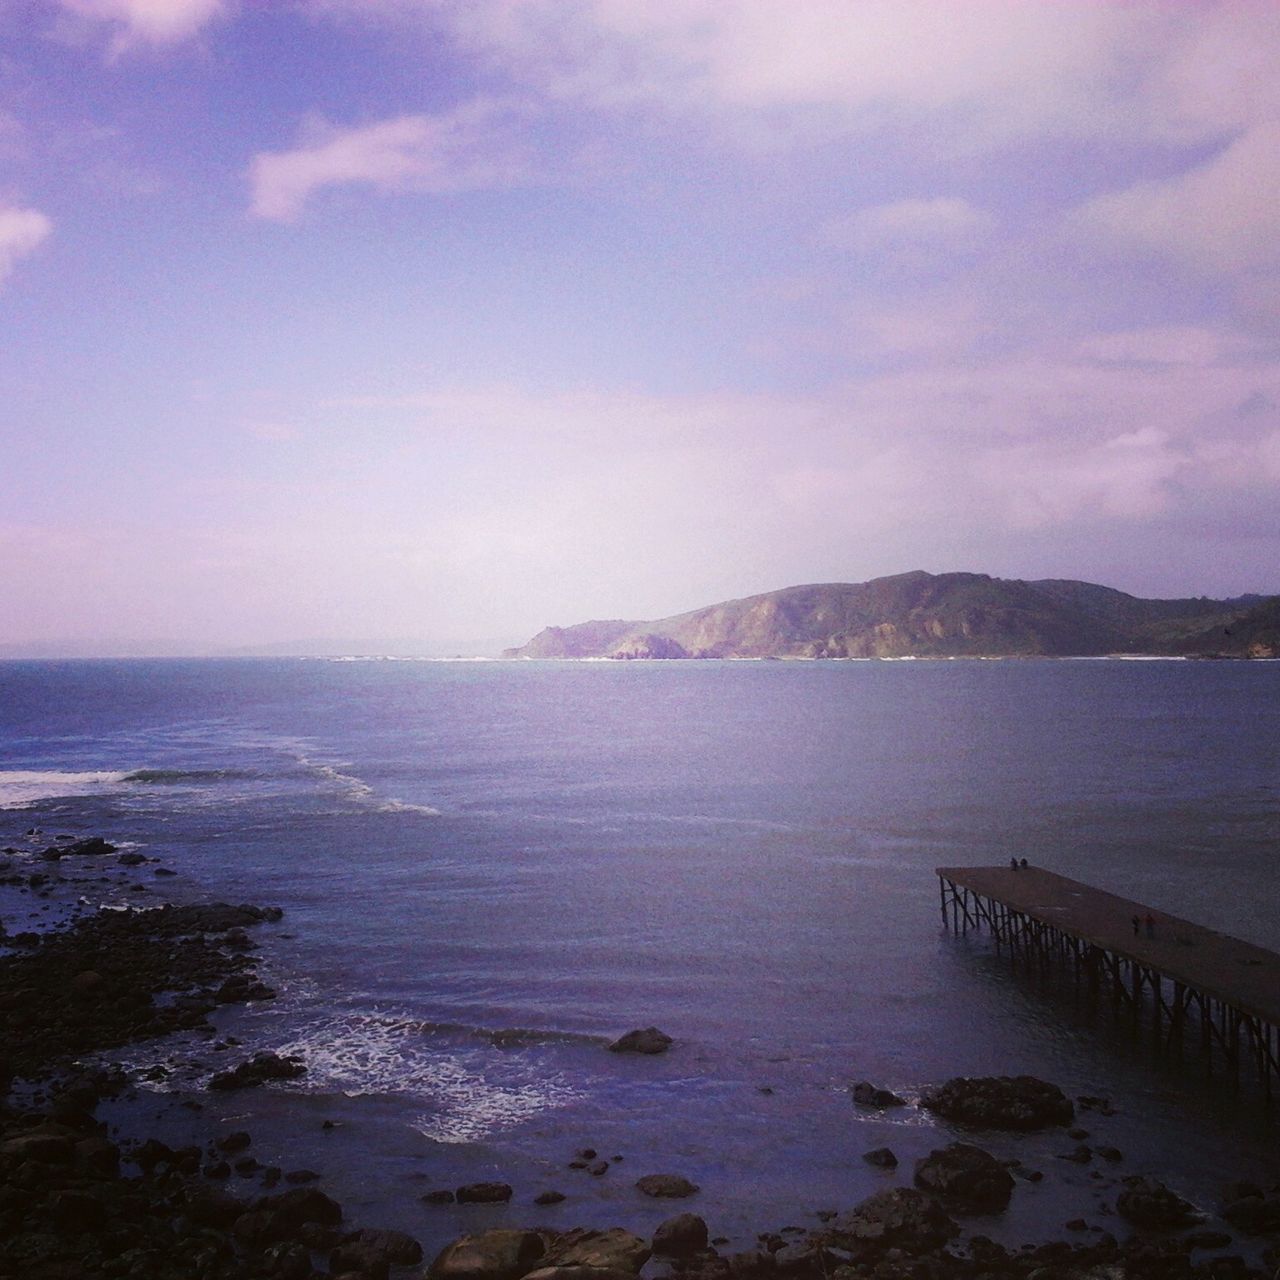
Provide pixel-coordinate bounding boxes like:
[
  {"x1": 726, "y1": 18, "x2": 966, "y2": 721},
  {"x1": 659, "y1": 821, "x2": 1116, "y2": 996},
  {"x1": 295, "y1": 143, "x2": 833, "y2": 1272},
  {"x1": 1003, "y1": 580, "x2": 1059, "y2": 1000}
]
[{"x1": 502, "y1": 571, "x2": 1277, "y2": 660}]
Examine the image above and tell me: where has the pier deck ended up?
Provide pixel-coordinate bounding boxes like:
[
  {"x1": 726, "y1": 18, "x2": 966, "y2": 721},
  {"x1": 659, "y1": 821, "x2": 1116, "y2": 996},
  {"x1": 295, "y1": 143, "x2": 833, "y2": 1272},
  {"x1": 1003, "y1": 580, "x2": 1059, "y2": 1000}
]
[{"x1": 936, "y1": 865, "x2": 1280, "y2": 1100}]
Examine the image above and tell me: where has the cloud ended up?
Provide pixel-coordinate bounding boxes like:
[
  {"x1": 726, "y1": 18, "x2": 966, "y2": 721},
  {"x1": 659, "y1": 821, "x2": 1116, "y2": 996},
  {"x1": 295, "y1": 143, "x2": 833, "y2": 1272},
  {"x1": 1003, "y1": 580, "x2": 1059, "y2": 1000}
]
[
  {"x1": 56, "y1": 0, "x2": 229, "y2": 53},
  {"x1": 1079, "y1": 123, "x2": 1280, "y2": 273},
  {"x1": 0, "y1": 206, "x2": 51, "y2": 284},
  {"x1": 248, "y1": 103, "x2": 530, "y2": 221},
  {"x1": 822, "y1": 198, "x2": 995, "y2": 254},
  {"x1": 332, "y1": 1, "x2": 1280, "y2": 151}
]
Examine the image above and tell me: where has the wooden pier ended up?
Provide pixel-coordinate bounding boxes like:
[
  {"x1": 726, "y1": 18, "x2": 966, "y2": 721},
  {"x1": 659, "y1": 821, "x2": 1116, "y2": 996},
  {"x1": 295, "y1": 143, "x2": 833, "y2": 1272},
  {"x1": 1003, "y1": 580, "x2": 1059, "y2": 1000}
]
[{"x1": 937, "y1": 865, "x2": 1280, "y2": 1103}]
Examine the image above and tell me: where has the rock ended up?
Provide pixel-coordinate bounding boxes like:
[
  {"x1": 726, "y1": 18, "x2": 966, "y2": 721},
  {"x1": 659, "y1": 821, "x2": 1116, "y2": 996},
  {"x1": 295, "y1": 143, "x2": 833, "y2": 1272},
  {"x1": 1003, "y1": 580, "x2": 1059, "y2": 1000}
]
[
  {"x1": 862, "y1": 1147, "x2": 898, "y2": 1168},
  {"x1": 1222, "y1": 1192, "x2": 1280, "y2": 1235},
  {"x1": 456, "y1": 1182, "x2": 515, "y2": 1204},
  {"x1": 851, "y1": 1081, "x2": 906, "y2": 1108},
  {"x1": 64, "y1": 837, "x2": 117, "y2": 857},
  {"x1": 217, "y1": 1130, "x2": 252, "y2": 1153},
  {"x1": 607, "y1": 1027, "x2": 672, "y2": 1054},
  {"x1": 1096, "y1": 1145, "x2": 1123, "y2": 1163},
  {"x1": 824, "y1": 1187, "x2": 959, "y2": 1256},
  {"x1": 429, "y1": 1229, "x2": 546, "y2": 1280},
  {"x1": 259, "y1": 1185, "x2": 344, "y2": 1231},
  {"x1": 1116, "y1": 1176, "x2": 1201, "y2": 1228},
  {"x1": 544, "y1": 1227, "x2": 651, "y2": 1272},
  {"x1": 636, "y1": 1173, "x2": 699, "y2": 1198},
  {"x1": 284, "y1": 1168, "x2": 321, "y2": 1184},
  {"x1": 184, "y1": 1186, "x2": 249, "y2": 1228},
  {"x1": 920, "y1": 1075, "x2": 1074, "y2": 1130},
  {"x1": 332, "y1": 1227, "x2": 423, "y2": 1274},
  {"x1": 1186, "y1": 1230, "x2": 1235, "y2": 1249},
  {"x1": 1060, "y1": 1144, "x2": 1093, "y2": 1164},
  {"x1": 117, "y1": 852, "x2": 146, "y2": 866},
  {"x1": 523, "y1": 1269, "x2": 639, "y2": 1280},
  {"x1": 208, "y1": 1051, "x2": 305, "y2": 1091},
  {"x1": 653, "y1": 1212, "x2": 709, "y2": 1256},
  {"x1": 913, "y1": 1143, "x2": 1015, "y2": 1213},
  {"x1": 534, "y1": 1190, "x2": 566, "y2": 1205}
]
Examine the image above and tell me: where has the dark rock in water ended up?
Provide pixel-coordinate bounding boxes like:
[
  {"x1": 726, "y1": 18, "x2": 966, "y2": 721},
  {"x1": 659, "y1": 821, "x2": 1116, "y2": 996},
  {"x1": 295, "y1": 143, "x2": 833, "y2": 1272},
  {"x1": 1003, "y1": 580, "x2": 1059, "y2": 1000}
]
[
  {"x1": 217, "y1": 1130, "x2": 252, "y2": 1153},
  {"x1": 851, "y1": 1080, "x2": 906, "y2": 1107},
  {"x1": 456, "y1": 1181, "x2": 514, "y2": 1204},
  {"x1": 64, "y1": 837, "x2": 117, "y2": 857},
  {"x1": 1186, "y1": 1229, "x2": 1235, "y2": 1249},
  {"x1": 920, "y1": 1074, "x2": 1074, "y2": 1130},
  {"x1": 214, "y1": 972, "x2": 277, "y2": 1003},
  {"x1": 333, "y1": 1227, "x2": 424, "y2": 1272},
  {"x1": 588, "y1": 1159, "x2": 609, "y2": 1176},
  {"x1": 1096, "y1": 1145, "x2": 1123, "y2": 1163},
  {"x1": 1116, "y1": 1176, "x2": 1201, "y2": 1228},
  {"x1": 862, "y1": 1146, "x2": 898, "y2": 1168},
  {"x1": 284, "y1": 1168, "x2": 321, "y2": 1184},
  {"x1": 652, "y1": 1212, "x2": 709, "y2": 1256},
  {"x1": 208, "y1": 1051, "x2": 305, "y2": 1091},
  {"x1": 822, "y1": 1187, "x2": 959, "y2": 1256},
  {"x1": 183, "y1": 1185, "x2": 249, "y2": 1228},
  {"x1": 543, "y1": 1226, "x2": 651, "y2": 1272},
  {"x1": 1059, "y1": 1144, "x2": 1093, "y2": 1164},
  {"x1": 1222, "y1": 1192, "x2": 1280, "y2": 1235},
  {"x1": 534, "y1": 1189, "x2": 566, "y2": 1205},
  {"x1": 914, "y1": 1143, "x2": 1015, "y2": 1213},
  {"x1": 259, "y1": 1184, "x2": 344, "y2": 1231},
  {"x1": 429, "y1": 1228, "x2": 546, "y2": 1280},
  {"x1": 422, "y1": 1189, "x2": 457, "y2": 1204},
  {"x1": 607, "y1": 1027, "x2": 672, "y2": 1054},
  {"x1": 636, "y1": 1173, "x2": 699, "y2": 1198},
  {"x1": 117, "y1": 851, "x2": 146, "y2": 866}
]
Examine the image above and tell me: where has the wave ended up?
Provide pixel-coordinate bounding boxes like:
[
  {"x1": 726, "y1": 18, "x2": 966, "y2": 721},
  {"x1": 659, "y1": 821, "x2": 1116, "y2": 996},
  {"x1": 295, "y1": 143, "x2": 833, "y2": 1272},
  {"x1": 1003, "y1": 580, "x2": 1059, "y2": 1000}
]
[
  {"x1": 295, "y1": 756, "x2": 440, "y2": 817},
  {"x1": 267, "y1": 1011, "x2": 582, "y2": 1142},
  {"x1": 0, "y1": 769, "x2": 132, "y2": 809},
  {"x1": 123, "y1": 768, "x2": 259, "y2": 784}
]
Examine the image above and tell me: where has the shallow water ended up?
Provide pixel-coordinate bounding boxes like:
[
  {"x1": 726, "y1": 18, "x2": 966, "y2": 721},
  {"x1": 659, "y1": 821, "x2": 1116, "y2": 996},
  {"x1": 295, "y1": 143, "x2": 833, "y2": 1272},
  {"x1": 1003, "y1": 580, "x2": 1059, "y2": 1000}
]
[{"x1": 2, "y1": 657, "x2": 1278, "y2": 1253}]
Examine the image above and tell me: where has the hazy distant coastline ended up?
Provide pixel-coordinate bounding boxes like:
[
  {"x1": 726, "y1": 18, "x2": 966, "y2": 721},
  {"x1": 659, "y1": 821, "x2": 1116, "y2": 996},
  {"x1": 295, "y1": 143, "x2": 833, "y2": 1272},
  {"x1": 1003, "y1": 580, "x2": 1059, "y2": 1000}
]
[{"x1": 503, "y1": 570, "x2": 1280, "y2": 662}]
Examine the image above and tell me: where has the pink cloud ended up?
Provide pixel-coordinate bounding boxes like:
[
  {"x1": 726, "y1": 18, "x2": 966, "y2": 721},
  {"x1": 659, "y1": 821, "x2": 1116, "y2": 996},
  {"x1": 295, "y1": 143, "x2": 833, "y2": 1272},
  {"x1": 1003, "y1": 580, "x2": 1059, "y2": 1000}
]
[
  {"x1": 0, "y1": 206, "x2": 52, "y2": 284},
  {"x1": 248, "y1": 103, "x2": 529, "y2": 221},
  {"x1": 56, "y1": 0, "x2": 229, "y2": 53}
]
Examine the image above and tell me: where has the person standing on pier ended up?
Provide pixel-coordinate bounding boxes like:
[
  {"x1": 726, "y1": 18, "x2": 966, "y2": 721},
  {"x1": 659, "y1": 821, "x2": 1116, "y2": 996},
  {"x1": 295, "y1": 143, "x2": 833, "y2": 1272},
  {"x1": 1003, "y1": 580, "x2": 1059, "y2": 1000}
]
[{"x1": 1131, "y1": 914, "x2": 1140, "y2": 936}]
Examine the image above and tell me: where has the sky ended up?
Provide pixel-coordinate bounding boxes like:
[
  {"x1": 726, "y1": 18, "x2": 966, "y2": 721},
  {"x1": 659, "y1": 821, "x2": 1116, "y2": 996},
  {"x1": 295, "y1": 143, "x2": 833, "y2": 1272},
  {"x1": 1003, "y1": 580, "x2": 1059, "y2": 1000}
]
[{"x1": 3, "y1": 0, "x2": 1280, "y2": 654}]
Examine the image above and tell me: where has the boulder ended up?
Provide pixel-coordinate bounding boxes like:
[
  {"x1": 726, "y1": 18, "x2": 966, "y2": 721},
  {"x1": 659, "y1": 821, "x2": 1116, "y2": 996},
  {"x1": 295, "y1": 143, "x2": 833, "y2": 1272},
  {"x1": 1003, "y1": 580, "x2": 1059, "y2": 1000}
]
[
  {"x1": 534, "y1": 1190, "x2": 566, "y2": 1206},
  {"x1": 652, "y1": 1213, "x2": 709, "y2": 1256},
  {"x1": 429, "y1": 1229, "x2": 546, "y2": 1280},
  {"x1": 208, "y1": 1051, "x2": 305, "y2": 1091},
  {"x1": 607, "y1": 1027, "x2": 672, "y2": 1055},
  {"x1": 523, "y1": 1270, "x2": 637, "y2": 1280},
  {"x1": 851, "y1": 1081, "x2": 906, "y2": 1108},
  {"x1": 334, "y1": 1227, "x2": 423, "y2": 1267},
  {"x1": 259, "y1": 1185, "x2": 343, "y2": 1231},
  {"x1": 862, "y1": 1147, "x2": 898, "y2": 1169},
  {"x1": 544, "y1": 1227, "x2": 651, "y2": 1273},
  {"x1": 913, "y1": 1143, "x2": 1015, "y2": 1213},
  {"x1": 456, "y1": 1182, "x2": 514, "y2": 1204},
  {"x1": 1116, "y1": 1177, "x2": 1201, "y2": 1228},
  {"x1": 825, "y1": 1187, "x2": 958, "y2": 1256},
  {"x1": 1222, "y1": 1192, "x2": 1280, "y2": 1235},
  {"x1": 636, "y1": 1173, "x2": 699, "y2": 1198},
  {"x1": 920, "y1": 1075, "x2": 1074, "y2": 1130}
]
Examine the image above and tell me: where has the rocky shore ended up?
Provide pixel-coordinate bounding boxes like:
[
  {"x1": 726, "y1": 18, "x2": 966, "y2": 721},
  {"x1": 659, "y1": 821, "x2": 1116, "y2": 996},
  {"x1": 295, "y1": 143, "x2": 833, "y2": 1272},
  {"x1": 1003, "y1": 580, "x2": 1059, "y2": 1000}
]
[{"x1": 2, "y1": 832, "x2": 1278, "y2": 1280}]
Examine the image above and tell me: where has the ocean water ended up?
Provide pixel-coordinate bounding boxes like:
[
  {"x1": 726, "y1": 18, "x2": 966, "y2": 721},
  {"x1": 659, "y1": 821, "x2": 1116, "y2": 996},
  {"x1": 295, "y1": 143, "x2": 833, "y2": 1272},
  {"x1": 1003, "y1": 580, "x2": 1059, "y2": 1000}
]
[{"x1": 1, "y1": 657, "x2": 1278, "y2": 1253}]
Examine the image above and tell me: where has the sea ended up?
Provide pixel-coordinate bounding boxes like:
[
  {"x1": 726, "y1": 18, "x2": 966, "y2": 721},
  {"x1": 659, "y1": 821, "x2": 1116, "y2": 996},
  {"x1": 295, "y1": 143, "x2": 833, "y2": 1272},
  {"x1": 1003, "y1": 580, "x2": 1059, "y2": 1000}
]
[{"x1": 1, "y1": 656, "x2": 1277, "y2": 1255}]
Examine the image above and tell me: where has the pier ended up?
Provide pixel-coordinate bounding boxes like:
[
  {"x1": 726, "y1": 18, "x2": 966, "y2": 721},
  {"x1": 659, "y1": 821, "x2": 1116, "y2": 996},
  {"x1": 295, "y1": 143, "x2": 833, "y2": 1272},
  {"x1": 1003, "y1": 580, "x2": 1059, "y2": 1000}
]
[{"x1": 937, "y1": 865, "x2": 1280, "y2": 1103}]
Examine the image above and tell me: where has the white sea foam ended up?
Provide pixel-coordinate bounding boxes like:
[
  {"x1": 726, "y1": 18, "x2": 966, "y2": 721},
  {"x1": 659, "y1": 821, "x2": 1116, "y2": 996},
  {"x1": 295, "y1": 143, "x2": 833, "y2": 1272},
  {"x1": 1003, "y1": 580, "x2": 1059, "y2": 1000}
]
[
  {"x1": 270, "y1": 1013, "x2": 580, "y2": 1143},
  {"x1": 296, "y1": 756, "x2": 440, "y2": 816},
  {"x1": 0, "y1": 769, "x2": 132, "y2": 809}
]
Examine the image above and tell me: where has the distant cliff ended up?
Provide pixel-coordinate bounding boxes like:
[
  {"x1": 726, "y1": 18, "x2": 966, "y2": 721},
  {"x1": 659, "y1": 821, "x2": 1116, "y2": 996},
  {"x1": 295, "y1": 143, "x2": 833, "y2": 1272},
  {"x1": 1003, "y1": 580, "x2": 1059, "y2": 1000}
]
[{"x1": 502, "y1": 571, "x2": 1277, "y2": 660}]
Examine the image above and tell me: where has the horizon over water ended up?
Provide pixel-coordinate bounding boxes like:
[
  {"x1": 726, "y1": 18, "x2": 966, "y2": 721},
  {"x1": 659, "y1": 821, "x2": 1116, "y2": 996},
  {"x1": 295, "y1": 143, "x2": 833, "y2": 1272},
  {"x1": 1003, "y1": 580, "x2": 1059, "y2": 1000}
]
[{"x1": 1, "y1": 657, "x2": 1277, "y2": 1253}]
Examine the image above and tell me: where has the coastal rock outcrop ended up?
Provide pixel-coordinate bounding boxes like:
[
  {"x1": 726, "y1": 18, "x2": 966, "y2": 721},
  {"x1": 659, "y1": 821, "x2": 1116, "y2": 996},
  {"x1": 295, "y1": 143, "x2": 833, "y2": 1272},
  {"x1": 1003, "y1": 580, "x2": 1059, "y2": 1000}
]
[
  {"x1": 429, "y1": 1229, "x2": 546, "y2": 1280},
  {"x1": 920, "y1": 1074, "x2": 1074, "y2": 1130},
  {"x1": 851, "y1": 1080, "x2": 906, "y2": 1107},
  {"x1": 207, "y1": 1051, "x2": 306, "y2": 1091},
  {"x1": 1116, "y1": 1176, "x2": 1201, "y2": 1228},
  {"x1": 822, "y1": 1187, "x2": 959, "y2": 1257},
  {"x1": 607, "y1": 1027, "x2": 672, "y2": 1054},
  {"x1": 913, "y1": 1143, "x2": 1015, "y2": 1213},
  {"x1": 543, "y1": 1226, "x2": 651, "y2": 1272},
  {"x1": 652, "y1": 1212, "x2": 709, "y2": 1256},
  {"x1": 636, "y1": 1173, "x2": 699, "y2": 1198}
]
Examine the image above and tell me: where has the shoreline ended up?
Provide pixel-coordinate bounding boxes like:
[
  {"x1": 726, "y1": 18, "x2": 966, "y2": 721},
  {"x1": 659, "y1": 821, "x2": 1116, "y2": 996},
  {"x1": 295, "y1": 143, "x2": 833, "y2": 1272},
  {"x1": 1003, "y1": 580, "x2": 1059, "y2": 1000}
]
[{"x1": 3, "y1": 831, "x2": 1279, "y2": 1279}]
